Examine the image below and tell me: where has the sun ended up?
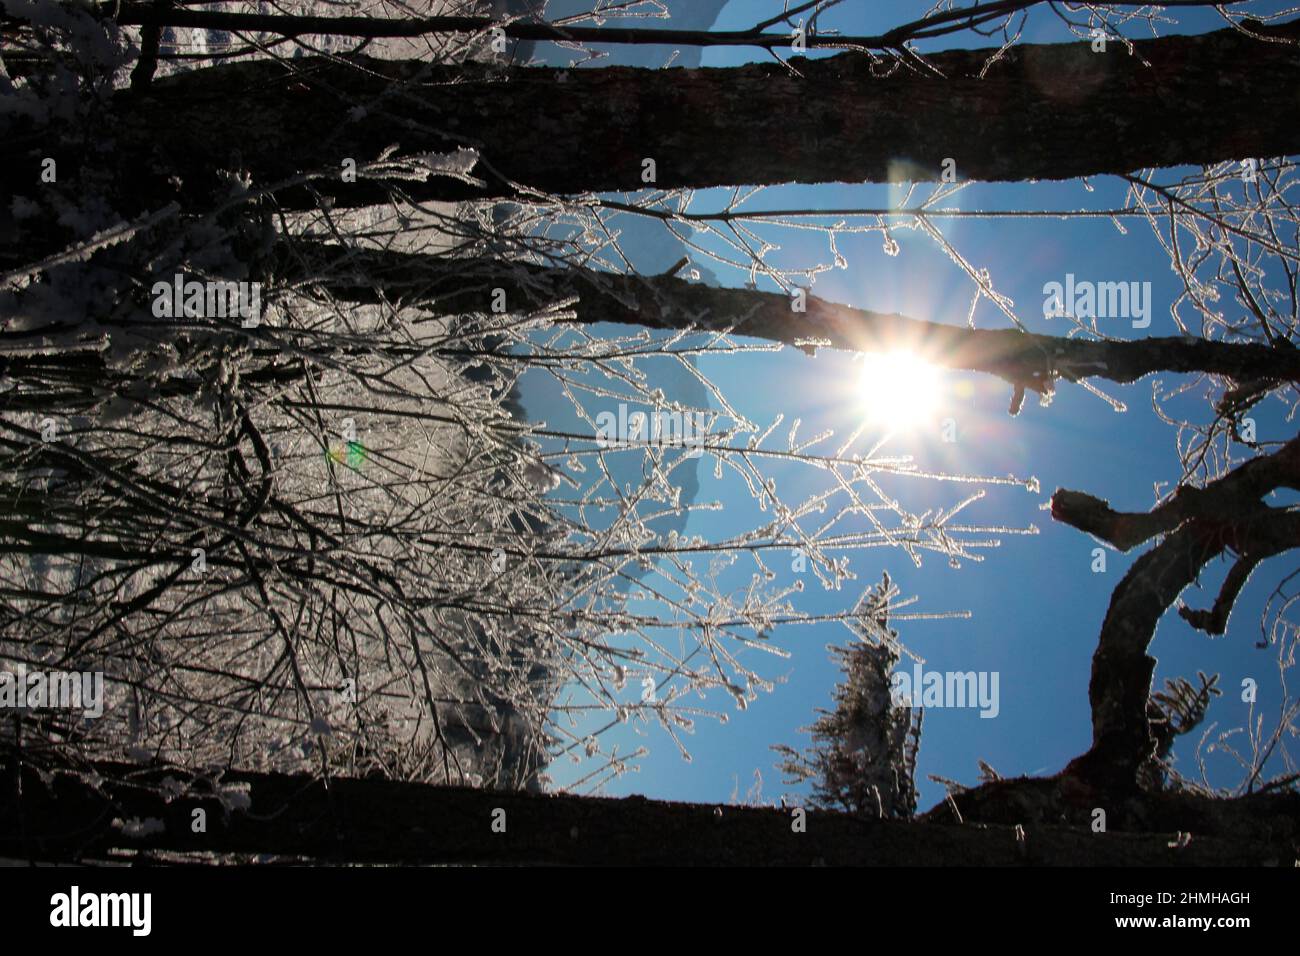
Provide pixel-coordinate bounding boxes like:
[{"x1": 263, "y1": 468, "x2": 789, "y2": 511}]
[{"x1": 857, "y1": 350, "x2": 942, "y2": 430}]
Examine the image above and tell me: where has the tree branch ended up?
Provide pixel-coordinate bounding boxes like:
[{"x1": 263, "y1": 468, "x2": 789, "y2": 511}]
[
  {"x1": 279, "y1": 243, "x2": 1300, "y2": 398},
  {"x1": 1053, "y1": 434, "x2": 1300, "y2": 787},
  {"x1": 12, "y1": 21, "x2": 1300, "y2": 213},
  {"x1": 98, "y1": 1, "x2": 1245, "y2": 53},
  {"x1": 1178, "y1": 554, "x2": 1264, "y2": 635}
]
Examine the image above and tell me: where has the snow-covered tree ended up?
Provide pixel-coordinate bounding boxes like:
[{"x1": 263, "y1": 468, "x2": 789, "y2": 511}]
[{"x1": 774, "y1": 572, "x2": 922, "y2": 819}]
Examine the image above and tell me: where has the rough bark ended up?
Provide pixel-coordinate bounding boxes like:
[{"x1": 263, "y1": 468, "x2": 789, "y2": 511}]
[
  {"x1": 8, "y1": 22, "x2": 1300, "y2": 214},
  {"x1": 2, "y1": 756, "x2": 1294, "y2": 865}
]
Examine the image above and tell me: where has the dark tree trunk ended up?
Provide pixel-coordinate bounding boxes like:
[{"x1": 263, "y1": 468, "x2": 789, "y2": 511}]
[
  {"x1": 8, "y1": 23, "x2": 1300, "y2": 214},
  {"x1": 2, "y1": 756, "x2": 1295, "y2": 865}
]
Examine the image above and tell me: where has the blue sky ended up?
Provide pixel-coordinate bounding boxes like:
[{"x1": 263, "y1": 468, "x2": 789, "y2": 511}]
[{"x1": 521, "y1": 0, "x2": 1298, "y2": 810}]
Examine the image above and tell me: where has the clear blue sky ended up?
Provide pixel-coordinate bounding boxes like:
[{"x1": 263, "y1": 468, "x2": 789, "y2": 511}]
[{"x1": 522, "y1": 0, "x2": 1298, "y2": 810}]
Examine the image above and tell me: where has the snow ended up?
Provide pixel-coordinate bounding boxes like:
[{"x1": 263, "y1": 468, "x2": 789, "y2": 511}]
[{"x1": 113, "y1": 817, "x2": 167, "y2": 839}]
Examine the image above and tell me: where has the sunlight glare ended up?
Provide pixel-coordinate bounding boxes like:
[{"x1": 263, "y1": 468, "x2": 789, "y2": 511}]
[{"x1": 858, "y1": 351, "x2": 942, "y2": 430}]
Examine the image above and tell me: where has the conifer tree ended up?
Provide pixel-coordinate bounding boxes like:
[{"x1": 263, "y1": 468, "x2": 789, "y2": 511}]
[{"x1": 774, "y1": 572, "x2": 922, "y2": 819}]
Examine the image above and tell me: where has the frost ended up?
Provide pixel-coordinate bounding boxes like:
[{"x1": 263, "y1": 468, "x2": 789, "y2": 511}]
[
  {"x1": 96, "y1": 395, "x2": 137, "y2": 424},
  {"x1": 410, "y1": 147, "x2": 478, "y2": 179},
  {"x1": 113, "y1": 817, "x2": 166, "y2": 839},
  {"x1": 0, "y1": 26, "x2": 1069, "y2": 803}
]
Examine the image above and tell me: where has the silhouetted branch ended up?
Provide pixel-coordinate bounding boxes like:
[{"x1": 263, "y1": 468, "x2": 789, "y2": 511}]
[
  {"x1": 1054, "y1": 434, "x2": 1300, "y2": 787},
  {"x1": 281, "y1": 242, "x2": 1300, "y2": 398},
  {"x1": 97, "y1": 0, "x2": 1250, "y2": 52}
]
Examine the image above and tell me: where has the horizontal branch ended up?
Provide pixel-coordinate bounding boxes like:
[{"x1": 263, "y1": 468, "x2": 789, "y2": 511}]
[
  {"x1": 279, "y1": 243, "x2": 1300, "y2": 397},
  {"x1": 95, "y1": 1, "x2": 1299, "y2": 52},
  {"x1": 1051, "y1": 435, "x2": 1300, "y2": 550},
  {"x1": 9, "y1": 20, "x2": 1300, "y2": 213},
  {"x1": 101, "y1": 4, "x2": 923, "y2": 50}
]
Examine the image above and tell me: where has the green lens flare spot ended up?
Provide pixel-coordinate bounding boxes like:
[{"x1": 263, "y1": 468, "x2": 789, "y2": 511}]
[{"x1": 325, "y1": 442, "x2": 367, "y2": 469}]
